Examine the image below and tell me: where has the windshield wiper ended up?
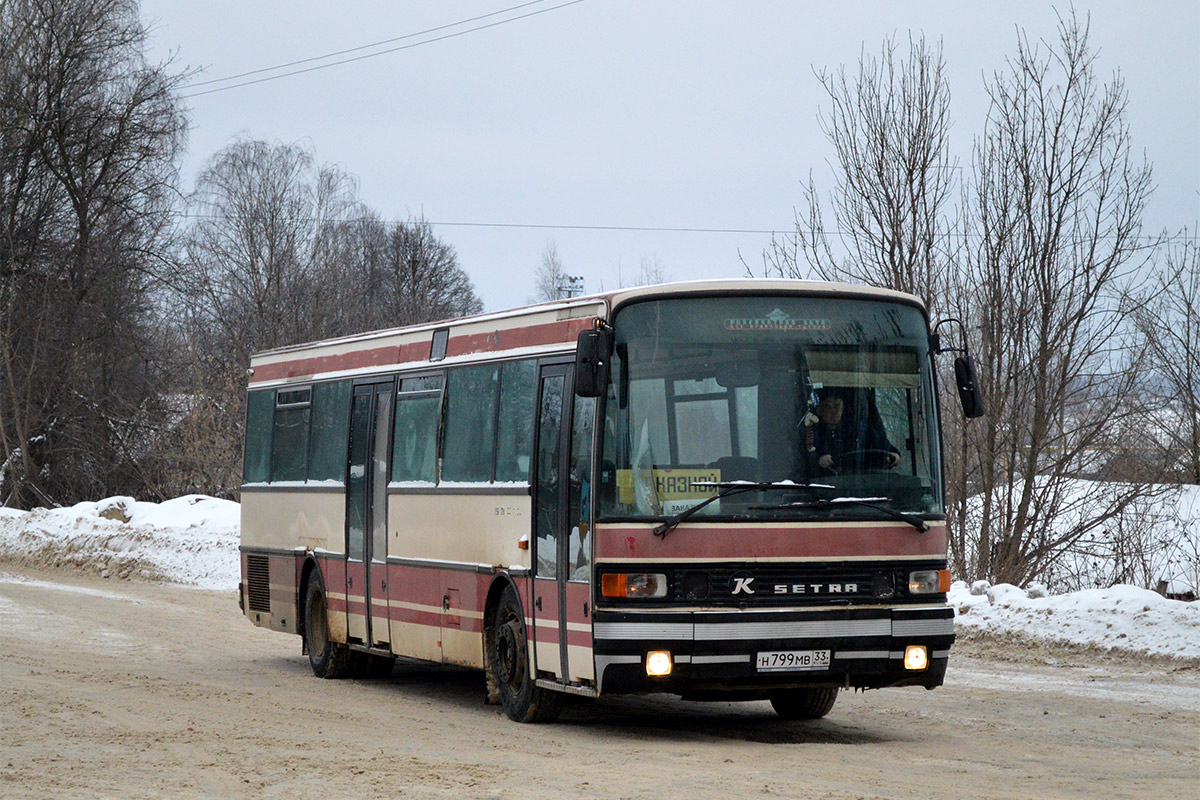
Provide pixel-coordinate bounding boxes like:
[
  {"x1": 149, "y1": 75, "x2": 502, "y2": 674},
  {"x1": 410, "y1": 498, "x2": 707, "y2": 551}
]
[
  {"x1": 652, "y1": 482, "x2": 834, "y2": 538},
  {"x1": 752, "y1": 496, "x2": 930, "y2": 533}
]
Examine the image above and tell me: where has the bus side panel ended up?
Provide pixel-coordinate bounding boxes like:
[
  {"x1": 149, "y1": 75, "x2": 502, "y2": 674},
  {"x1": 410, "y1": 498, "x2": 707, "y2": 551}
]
[
  {"x1": 439, "y1": 571, "x2": 488, "y2": 668},
  {"x1": 319, "y1": 555, "x2": 349, "y2": 643},
  {"x1": 387, "y1": 562, "x2": 452, "y2": 664},
  {"x1": 388, "y1": 493, "x2": 531, "y2": 566},
  {"x1": 514, "y1": 572, "x2": 536, "y2": 680},
  {"x1": 564, "y1": 581, "x2": 594, "y2": 682},
  {"x1": 240, "y1": 488, "x2": 345, "y2": 552},
  {"x1": 386, "y1": 492, "x2": 532, "y2": 667},
  {"x1": 240, "y1": 488, "x2": 348, "y2": 640},
  {"x1": 239, "y1": 549, "x2": 299, "y2": 634},
  {"x1": 344, "y1": 559, "x2": 367, "y2": 643},
  {"x1": 531, "y1": 576, "x2": 561, "y2": 673}
]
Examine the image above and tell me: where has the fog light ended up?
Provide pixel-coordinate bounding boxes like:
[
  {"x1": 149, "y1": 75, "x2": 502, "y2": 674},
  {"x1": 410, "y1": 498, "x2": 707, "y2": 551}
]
[
  {"x1": 646, "y1": 650, "x2": 673, "y2": 677},
  {"x1": 904, "y1": 645, "x2": 928, "y2": 671}
]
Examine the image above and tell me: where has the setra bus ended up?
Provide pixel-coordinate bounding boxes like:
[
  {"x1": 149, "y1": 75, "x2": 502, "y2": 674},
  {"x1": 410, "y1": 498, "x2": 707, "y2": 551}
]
[{"x1": 238, "y1": 279, "x2": 983, "y2": 722}]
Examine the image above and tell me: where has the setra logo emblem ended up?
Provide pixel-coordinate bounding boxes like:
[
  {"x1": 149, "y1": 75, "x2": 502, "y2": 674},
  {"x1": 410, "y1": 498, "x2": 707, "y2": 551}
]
[{"x1": 731, "y1": 575, "x2": 756, "y2": 595}]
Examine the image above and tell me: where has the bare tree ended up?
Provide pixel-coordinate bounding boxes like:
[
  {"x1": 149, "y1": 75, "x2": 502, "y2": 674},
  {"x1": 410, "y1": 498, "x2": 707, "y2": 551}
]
[
  {"x1": 533, "y1": 240, "x2": 575, "y2": 301},
  {"x1": 953, "y1": 10, "x2": 1157, "y2": 584},
  {"x1": 1132, "y1": 229, "x2": 1200, "y2": 484},
  {"x1": 0, "y1": 0, "x2": 188, "y2": 508},
  {"x1": 170, "y1": 141, "x2": 483, "y2": 495},
  {"x1": 764, "y1": 33, "x2": 957, "y2": 312},
  {"x1": 180, "y1": 138, "x2": 360, "y2": 366},
  {"x1": 621, "y1": 254, "x2": 671, "y2": 288}
]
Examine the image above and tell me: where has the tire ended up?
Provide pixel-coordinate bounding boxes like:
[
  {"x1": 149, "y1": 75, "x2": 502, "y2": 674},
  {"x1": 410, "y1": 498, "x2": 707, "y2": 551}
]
[
  {"x1": 304, "y1": 577, "x2": 354, "y2": 679},
  {"x1": 489, "y1": 584, "x2": 563, "y2": 723},
  {"x1": 769, "y1": 687, "x2": 839, "y2": 720}
]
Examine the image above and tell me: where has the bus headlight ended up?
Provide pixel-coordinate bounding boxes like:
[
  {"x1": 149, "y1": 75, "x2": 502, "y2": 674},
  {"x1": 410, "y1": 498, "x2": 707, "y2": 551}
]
[
  {"x1": 601, "y1": 572, "x2": 668, "y2": 599},
  {"x1": 646, "y1": 650, "x2": 673, "y2": 677},
  {"x1": 908, "y1": 569, "x2": 951, "y2": 594},
  {"x1": 904, "y1": 645, "x2": 929, "y2": 671}
]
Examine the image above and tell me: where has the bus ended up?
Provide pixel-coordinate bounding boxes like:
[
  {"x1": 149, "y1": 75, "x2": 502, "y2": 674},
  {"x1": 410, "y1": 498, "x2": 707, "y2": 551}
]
[{"x1": 238, "y1": 279, "x2": 983, "y2": 723}]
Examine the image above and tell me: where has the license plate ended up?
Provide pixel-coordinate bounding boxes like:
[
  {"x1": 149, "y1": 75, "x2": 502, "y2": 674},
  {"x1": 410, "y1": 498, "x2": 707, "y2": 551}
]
[{"x1": 755, "y1": 649, "x2": 831, "y2": 672}]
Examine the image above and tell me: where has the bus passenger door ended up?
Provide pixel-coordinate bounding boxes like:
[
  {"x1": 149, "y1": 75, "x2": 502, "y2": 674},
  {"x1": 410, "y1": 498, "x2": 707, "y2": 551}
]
[
  {"x1": 532, "y1": 366, "x2": 568, "y2": 680},
  {"x1": 346, "y1": 379, "x2": 394, "y2": 649},
  {"x1": 532, "y1": 364, "x2": 596, "y2": 684}
]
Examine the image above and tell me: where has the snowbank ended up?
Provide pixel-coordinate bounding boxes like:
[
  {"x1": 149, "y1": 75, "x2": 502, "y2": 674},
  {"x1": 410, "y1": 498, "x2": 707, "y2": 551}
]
[
  {"x1": 950, "y1": 580, "x2": 1200, "y2": 660},
  {"x1": 0, "y1": 495, "x2": 238, "y2": 590}
]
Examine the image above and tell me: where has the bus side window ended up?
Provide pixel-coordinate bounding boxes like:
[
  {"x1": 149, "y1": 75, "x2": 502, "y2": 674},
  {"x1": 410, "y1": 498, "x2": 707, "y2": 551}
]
[
  {"x1": 307, "y1": 380, "x2": 351, "y2": 483},
  {"x1": 392, "y1": 389, "x2": 442, "y2": 484},
  {"x1": 568, "y1": 396, "x2": 595, "y2": 580},
  {"x1": 244, "y1": 389, "x2": 274, "y2": 484},
  {"x1": 495, "y1": 359, "x2": 537, "y2": 483},
  {"x1": 271, "y1": 387, "x2": 312, "y2": 482},
  {"x1": 442, "y1": 364, "x2": 500, "y2": 483}
]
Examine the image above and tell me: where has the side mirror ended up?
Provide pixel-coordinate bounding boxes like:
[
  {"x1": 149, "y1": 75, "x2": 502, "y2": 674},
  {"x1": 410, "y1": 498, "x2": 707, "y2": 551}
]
[
  {"x1": 574, "y1": 326, "x2": 612, "y2": 398},
  {"x1": 954, "y1": 355, "x2": 985, "y2": 418}
]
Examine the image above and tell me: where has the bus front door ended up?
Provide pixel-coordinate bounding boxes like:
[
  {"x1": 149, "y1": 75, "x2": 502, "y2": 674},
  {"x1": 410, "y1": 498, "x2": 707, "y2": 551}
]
[
  {"x1": 346, "y1": 379, "x2": 394, "y2": 649},
  {"x1": 532, "y1": 364, "x2": 595, "y2": 685}
]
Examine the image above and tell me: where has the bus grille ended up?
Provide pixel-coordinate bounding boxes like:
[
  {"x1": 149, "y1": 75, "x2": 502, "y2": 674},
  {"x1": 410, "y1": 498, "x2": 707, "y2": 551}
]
[{"x1": 246, "y1": 555, "x2": 271, "y2": 612}]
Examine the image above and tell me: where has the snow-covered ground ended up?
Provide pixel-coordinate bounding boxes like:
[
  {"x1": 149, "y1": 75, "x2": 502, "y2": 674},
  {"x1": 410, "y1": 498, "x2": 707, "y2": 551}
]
[
  {"x1": 0, "y1": 495, "x2": 238, "y2": 589},
  {"x1": 0, "y1": 495, "x2": 1197, "y2": 660},
  {"x1": 949, "y1": 580, "x2": 1200, "y2": 660}
]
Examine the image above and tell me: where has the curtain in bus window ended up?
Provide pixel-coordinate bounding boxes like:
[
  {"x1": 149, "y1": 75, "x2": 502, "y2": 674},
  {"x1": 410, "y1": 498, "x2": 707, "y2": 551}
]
[
  {"x1": 243, "y1": 390, "x2": 274, "y2": 483},
  {"x1": 307, "y1": 381, "x2": 351, "y2": 482},
  {"x1": 442, "y1": 364, "x2": 499, "y2": 483},
  {"x1": 495, "y1": 359, "x2": 536, "y2": 483}
]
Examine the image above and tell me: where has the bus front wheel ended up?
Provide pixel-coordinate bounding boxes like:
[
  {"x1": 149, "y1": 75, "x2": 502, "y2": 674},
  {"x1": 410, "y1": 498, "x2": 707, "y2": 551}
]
[
  {"x1": 769, "y1": 687, "x2": 839, "y2": 720},
  {"x1": 490, "y1": 585, "x2": 563, "y2": 723},
  {"x1": 304, "y1": 578, "x2": 353, "y2": 679}
]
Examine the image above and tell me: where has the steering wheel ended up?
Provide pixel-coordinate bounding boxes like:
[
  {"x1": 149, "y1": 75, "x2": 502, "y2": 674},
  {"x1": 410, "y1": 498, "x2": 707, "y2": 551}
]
[{"x1": 841, "y1": 449, "x2": 899, "y2": 470}]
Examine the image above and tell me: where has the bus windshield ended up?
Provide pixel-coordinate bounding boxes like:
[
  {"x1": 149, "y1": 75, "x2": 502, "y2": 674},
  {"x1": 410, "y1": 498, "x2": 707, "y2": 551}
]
[{"x1": 597, "y1": 295, "x2": 943, "y2": 522}]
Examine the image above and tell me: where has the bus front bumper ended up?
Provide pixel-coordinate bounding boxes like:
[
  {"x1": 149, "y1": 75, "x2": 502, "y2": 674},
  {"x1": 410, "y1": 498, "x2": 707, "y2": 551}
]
[{"x1": 591, "y1": 604, "x2": 954, "y2": 696}]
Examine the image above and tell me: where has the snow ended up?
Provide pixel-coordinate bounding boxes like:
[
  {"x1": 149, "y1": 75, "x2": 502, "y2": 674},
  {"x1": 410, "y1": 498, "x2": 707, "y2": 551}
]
[
  {"x1": 950, "y1": 580, "x2": 1200, "y2": 659},
  {"x1": 966, "y1": 480, "x2": 1200, "y2": 596},
  {"x1": 0, "y1": 495, "x2": 238, "y2": 589},
  {"x1": 0, "y1": 493, "x2": 1197, "y2": 661}
]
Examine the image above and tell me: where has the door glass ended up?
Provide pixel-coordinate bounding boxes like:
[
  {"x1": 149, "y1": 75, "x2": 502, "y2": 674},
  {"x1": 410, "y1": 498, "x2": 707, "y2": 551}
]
[
  {"x1": 568, "y1": 396, "x2": 595, "y2": 581},
  {"x1": 535, "y1": 375, "x2": 564, "y2": 578},
  {"x1": 347, "y1": 391, "x2": 371, "y2": 561},
  {"x1": 371, "y1": 386, "x2": 393, "y2": 563}
]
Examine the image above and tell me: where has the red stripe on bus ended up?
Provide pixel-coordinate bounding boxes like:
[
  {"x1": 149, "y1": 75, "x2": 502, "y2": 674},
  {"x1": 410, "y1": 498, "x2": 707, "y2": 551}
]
[
  {"x1": 248, "y1": 318, "x2": 592, "y2": 384},
  {"x1": 595, "y1": 523, "x2": 948, "y2": 560}
]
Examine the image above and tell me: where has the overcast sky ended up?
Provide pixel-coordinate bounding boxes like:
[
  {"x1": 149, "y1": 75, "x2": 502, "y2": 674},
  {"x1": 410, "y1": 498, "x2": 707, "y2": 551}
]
[{"x1": 140, "y1": 1, "x2": 1200, "y2": 313}]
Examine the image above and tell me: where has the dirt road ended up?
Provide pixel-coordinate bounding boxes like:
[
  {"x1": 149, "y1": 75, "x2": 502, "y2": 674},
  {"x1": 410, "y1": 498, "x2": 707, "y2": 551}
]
[{"x1": 1, "y1": 567, "x2": 1196, "y2": 800}]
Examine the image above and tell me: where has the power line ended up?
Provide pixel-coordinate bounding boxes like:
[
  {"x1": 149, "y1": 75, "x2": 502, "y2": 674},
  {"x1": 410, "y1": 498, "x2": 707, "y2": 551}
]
[
  {"x1": 170, "y1": 212, "x2": 1200, "y2": 241},
  {"x1": 187, "y1": 0, "x2": 550, "y2": 89},
  {"x1": 181, "y1": 0, "x2": 588, "y2": 99}
]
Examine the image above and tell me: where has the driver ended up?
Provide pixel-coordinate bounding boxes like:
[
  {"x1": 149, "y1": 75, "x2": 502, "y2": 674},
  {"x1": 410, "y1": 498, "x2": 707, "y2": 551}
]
[{"x1": 808, "y1": 390, "x2": 901, "y2": 475}]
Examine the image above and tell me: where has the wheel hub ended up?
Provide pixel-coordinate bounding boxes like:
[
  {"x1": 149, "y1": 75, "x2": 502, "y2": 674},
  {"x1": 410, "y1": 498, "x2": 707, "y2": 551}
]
[{"x1": 495, "y1": 619, "x2": 521, "y2": 684}]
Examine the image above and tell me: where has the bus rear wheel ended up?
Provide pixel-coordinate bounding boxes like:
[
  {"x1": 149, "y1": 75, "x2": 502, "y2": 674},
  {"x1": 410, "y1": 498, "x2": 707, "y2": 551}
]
[
  {"x1": 304, "y1": 578, "x2": 353, "y2": 679},
  {"x1": 490, "y1": 585, "x2": 563, "y2": 723},
  {"x1": 769, "y1": 687, "x2": 839, "y2": 720}
]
